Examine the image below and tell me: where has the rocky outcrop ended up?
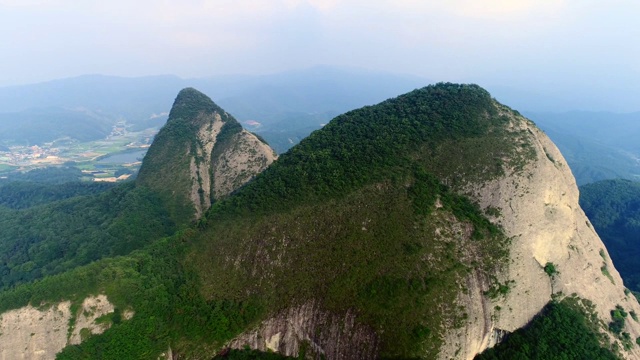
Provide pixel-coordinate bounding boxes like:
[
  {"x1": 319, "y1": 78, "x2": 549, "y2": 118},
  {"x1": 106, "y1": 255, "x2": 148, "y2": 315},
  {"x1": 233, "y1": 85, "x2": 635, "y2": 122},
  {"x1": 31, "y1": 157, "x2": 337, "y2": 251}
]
[
  {"x1": 0, "y1": 295, "x2": 116, "y2": 360},
  {"x1": 438, "y1": 106, "x2": 640, "y2": 359},
  {"x1": 228, "y1": 302, "x2": 378, "y2": 359},
  {"x1": 211, "y1": 129, "x2": 276, "y2": 200},
  {"x1": 187, "y1": 112, "x2": 225, "y2": 219},
  {"x1": 187, "y1": 116, "x2": 276, "y2": 218}
]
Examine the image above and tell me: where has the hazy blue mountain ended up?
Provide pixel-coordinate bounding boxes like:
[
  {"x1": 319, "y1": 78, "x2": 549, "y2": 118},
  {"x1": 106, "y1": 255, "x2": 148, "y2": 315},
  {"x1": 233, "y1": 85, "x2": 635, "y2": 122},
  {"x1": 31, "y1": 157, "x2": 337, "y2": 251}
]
[
  {"x1": 0, "y1": 107, "x2": 114, "y2": 144},
  {"x1": 11, "y1": 69, "x2": 640, "y2": 166},
  {"x1": 488, "y1": 85, "x2": 615, "y2": 113},
  {"x1": 0, "y1": 74, "x2": 184, "y2": 123},
  {"x1": 527, "y1": 111, "x2": 640, "y2": 151},
  {"x1": 211, "y1": 66, "x2": 427, "y2": 121},
  {"x1": 0, "y1": 67, "x2": 427, "y2": 151},
  {"x1": 213, "y1": 67, "x2": 427, "y2": 152},
  {"x1": 526, "y1": 111, "x2": 640, "y2": 185},
  {"x1": 488, "y1": 86, "x2": 579, "y2": 113}
]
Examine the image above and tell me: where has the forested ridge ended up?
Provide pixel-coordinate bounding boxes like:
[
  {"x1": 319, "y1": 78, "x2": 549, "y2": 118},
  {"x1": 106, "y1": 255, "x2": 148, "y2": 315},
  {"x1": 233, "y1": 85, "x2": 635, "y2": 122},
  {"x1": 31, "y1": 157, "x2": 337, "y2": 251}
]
[
  {"x1": 211, "y1": 83, "x2": 533, "y2": 217},
  {"x1": 0, "y1": 180, "x2": 113, "y2": 209}
]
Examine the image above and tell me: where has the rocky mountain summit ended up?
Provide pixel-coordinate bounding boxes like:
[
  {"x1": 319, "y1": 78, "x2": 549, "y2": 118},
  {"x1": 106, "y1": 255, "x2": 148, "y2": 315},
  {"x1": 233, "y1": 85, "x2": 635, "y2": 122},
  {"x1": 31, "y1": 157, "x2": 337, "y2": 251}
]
[{"x1": 137, "y1": 87, "x2": 277, "y2": 223}]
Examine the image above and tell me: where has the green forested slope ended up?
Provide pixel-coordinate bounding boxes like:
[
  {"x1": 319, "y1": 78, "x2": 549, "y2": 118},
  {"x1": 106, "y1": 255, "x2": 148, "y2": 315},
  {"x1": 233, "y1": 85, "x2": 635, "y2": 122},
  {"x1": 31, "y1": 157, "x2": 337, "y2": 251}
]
[
  {"x1": 0, "y1": 180, "x2": 114, "y2": 209},
  {"x1": 0, "y1": 183, "x2": 175, "y2": 290},
  {"x1": 0, "y1": 166, "x2": 87, "y2": 184},
  {"x1": 475, "y1": 299, "x2": 617, "y2": 360},
  {"x1": 580, "y1": 179, "x2": 640, "y2": 291},
  {"x1": 214, "y1": 83, "x2": 533, "y2": 216}
]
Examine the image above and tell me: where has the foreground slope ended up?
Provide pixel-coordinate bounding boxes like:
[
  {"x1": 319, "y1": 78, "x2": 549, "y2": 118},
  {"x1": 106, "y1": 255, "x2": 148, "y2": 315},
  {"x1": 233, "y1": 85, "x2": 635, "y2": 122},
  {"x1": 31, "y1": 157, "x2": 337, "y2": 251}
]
[
  {"x1": 0, "y1": 84, "x2": 637, "y2": 359},
  {"x1": 137, "y1": 87, "x2": 276, "y2": 223}
]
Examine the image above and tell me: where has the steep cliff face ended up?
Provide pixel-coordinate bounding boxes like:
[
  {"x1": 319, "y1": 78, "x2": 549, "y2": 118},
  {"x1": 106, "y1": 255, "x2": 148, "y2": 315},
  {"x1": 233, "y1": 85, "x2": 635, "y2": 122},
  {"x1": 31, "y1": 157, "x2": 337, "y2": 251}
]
[
  {"x1": 437, "y1": 106, "x2": 640, "y2": 359},
  {"x1": 137, "y1": 87, "x2": 276, "y2": 222},
  {"x1": 0, "y1": 295, "x2": 116, "y2": 360},
  {"x1": 228, "y1": 302, "x2": 379, "y2": 359},
  {"x1": 211, "y1": 129, "x2": 276, "y2": 201}
]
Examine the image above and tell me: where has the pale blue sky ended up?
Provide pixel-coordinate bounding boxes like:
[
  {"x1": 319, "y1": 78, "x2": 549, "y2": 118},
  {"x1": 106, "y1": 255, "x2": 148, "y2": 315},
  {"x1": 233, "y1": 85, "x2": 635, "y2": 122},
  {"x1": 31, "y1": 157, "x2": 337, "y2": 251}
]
[{"x1": 1, "y1": 0, "x2": 639, "y2": 110}]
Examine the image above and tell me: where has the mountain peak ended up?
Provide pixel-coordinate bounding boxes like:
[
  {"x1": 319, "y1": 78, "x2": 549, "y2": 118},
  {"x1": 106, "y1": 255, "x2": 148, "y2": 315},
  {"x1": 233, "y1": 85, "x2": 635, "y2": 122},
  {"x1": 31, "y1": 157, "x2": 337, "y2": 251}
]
[
  {"x1": 198, "y1": 83, "x2": 640, "y2": 359},
  {"x1": 165, "y1": 87, "x2": 226, "y2": 127},
  {"x1": 137, "y1": 88, "x2": 276, "y2": 224},
  {"x1": 171, "y1": 87, "x2": 215, "y2": 111}
]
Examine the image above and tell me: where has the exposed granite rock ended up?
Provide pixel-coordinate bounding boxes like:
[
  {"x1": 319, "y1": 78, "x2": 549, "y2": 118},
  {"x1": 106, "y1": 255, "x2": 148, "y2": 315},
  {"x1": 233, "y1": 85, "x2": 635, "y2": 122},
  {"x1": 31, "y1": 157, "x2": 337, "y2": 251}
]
[
  {"x1": 228, "y1": 302, "x2": 378, "y2": 360},
  {"x1": 438, "y1": 106, "x2": 640, "y2": 360},
  {"x1": 0, "y1": 295, "x2": 116, "y2": 360}
]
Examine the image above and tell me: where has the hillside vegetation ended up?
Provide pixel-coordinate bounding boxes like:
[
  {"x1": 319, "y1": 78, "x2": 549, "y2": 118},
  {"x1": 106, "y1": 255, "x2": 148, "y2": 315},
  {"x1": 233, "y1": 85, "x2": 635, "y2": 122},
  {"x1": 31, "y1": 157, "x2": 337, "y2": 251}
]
[
  {"x1": 0, "y1": 180, "x2": 114, "y2": 209},
  {"x1": 0, "y1": 183, "x2": 175, "y2": 290},
  {"x1": 476, "y1": 299, "x2": 618, "y2": 360}
]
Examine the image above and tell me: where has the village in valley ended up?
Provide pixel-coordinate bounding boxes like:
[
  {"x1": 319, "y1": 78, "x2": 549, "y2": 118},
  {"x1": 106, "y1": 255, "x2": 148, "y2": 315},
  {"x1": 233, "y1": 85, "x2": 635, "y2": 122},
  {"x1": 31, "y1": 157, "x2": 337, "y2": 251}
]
[{"x1": 0, "y1": 122, "x2": 158, "y2": 182}]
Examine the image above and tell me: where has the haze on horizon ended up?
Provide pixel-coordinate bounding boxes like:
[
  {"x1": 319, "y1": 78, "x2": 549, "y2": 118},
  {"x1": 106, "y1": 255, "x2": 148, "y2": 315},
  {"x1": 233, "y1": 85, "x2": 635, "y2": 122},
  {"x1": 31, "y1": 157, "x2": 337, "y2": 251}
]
[{"x1": 1, "y1": 0, "x2": 639, "y2": 112}]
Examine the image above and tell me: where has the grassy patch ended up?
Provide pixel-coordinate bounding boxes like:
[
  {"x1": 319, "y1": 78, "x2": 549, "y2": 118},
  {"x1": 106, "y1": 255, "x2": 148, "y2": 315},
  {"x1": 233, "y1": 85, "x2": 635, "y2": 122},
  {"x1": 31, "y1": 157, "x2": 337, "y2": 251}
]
[
  {"x1": 484, "y1": 280, "x2": 514, "y2": 299},
  {"x1": 601, "y1": 264, "x2": 615, "y2": 285}
]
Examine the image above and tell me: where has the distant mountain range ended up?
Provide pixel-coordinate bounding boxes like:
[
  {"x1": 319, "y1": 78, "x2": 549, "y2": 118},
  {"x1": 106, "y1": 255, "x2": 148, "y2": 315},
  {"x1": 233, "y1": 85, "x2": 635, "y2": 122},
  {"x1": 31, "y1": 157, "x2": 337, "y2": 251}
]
[
  {"x1": 3, "y1": 67, "x2": 640, "y2": 185},
  {"x1": 0, "y1": 67, "x2": 427, "y2": 152},
  {"x1": 527, "y1": 111, "x2": 640, "y2": 185}
]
